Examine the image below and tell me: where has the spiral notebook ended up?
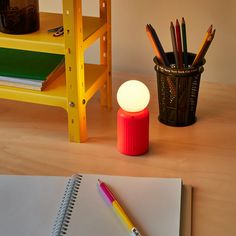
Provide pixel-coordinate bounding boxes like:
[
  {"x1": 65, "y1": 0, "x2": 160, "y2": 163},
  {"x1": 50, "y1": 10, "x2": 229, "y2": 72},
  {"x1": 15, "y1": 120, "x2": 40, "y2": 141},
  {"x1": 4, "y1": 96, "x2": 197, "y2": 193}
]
[{"x1": 0, "y1": 174, "x2": 191, "y2": 236}]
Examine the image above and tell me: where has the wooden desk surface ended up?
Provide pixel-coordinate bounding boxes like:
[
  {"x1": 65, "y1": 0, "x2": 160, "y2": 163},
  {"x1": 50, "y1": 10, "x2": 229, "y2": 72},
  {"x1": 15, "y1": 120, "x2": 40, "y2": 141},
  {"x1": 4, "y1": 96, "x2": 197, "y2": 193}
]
[{"x1": 0, "y1": 73, "x2": 236, "y2": 236}]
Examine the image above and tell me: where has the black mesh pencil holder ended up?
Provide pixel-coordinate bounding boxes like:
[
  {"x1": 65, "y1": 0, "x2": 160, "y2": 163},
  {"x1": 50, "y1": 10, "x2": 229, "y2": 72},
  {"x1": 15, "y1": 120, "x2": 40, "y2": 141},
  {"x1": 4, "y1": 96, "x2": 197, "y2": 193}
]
[{"x1": 154, "y1": 52, "x2": 205, "y2": 126}]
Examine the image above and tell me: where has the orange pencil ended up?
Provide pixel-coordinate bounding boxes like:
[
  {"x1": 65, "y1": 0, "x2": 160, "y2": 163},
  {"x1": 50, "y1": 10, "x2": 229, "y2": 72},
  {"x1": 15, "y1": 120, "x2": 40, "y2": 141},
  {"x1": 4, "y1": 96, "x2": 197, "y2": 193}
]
[
  {"x1": 146, "y1": 24, "x2": 169, "y2": 66},
  {"x1": 146, "y1": 24, "x2": 165, "y2": 65},
  {"x1": 146, "y1": 24, "x2": 176, "y2": 96}
]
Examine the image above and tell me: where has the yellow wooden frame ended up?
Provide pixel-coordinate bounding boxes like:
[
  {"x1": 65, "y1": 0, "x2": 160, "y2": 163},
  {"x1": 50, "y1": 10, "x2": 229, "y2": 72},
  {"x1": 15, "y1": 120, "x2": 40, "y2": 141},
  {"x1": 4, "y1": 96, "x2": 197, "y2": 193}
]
[{"x1": 0, "y1": 0, "x2": 112, "y2": 142}]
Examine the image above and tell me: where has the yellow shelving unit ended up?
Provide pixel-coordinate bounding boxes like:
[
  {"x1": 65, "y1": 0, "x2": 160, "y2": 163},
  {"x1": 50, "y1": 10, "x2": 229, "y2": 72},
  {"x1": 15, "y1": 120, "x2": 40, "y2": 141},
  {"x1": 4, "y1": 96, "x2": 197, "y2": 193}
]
[{"x1": 0, "y1": 0, "x2": 112, "y2": 142}]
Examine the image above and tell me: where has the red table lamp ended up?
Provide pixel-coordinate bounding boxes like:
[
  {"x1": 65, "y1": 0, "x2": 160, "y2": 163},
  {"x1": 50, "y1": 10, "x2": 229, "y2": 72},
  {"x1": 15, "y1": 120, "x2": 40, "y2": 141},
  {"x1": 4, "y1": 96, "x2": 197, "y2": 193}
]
[{"x1": 117, "y1": 80, "x2": 150, "y2": 156}]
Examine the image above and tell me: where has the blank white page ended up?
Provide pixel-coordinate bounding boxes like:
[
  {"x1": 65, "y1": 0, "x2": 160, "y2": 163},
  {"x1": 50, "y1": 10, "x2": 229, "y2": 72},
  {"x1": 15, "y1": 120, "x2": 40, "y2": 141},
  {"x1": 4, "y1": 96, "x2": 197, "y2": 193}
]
[{"x1": 0, "y1": 175, "x2": 68, "y2": 236}]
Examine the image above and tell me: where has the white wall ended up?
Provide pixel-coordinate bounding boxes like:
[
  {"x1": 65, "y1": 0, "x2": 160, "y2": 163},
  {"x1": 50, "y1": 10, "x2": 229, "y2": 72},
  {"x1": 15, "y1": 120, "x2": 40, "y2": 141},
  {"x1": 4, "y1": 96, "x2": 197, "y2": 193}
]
[{"x1": 39, "y1": 0, "x2": 236, "y2": 84}]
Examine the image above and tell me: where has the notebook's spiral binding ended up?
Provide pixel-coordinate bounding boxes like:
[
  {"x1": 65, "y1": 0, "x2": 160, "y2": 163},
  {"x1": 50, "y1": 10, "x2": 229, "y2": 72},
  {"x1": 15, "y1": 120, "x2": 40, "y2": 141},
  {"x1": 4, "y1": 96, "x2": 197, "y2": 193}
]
[{"x1": 52, "y1": 174, "x2": 82, "y2": 236}]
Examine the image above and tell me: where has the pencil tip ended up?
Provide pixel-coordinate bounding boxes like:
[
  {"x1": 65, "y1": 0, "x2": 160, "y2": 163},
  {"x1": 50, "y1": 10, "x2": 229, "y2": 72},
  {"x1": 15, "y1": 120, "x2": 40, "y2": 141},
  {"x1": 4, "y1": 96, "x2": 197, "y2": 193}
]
[
  {"x1": 211, "y1": 29, "x2": 216, "y2": 37},
  {"x1": 208, "y1": 24, "x2": 213, "y2": 33}
]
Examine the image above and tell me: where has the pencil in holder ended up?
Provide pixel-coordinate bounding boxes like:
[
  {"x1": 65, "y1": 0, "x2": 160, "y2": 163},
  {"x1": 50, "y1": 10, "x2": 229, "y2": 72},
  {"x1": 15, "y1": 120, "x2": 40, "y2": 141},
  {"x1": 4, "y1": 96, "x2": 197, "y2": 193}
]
[{"x1": 154, "y1": 52, "x2": 205, "y2": 126}]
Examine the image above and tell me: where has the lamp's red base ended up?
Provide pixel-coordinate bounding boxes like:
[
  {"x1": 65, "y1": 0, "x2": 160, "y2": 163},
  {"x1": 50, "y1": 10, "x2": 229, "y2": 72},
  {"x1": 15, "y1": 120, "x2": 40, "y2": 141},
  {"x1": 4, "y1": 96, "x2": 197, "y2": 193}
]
[{"x1": 117, "y1": 108, "x2": 149, "y2": 156}]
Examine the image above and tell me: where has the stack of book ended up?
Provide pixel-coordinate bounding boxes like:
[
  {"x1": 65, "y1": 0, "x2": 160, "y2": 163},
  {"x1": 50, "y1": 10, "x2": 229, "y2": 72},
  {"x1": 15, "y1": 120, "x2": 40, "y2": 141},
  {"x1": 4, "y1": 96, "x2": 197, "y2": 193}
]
[{"x1": 0, "y1": 48, "x2": 65, "y2": 91}]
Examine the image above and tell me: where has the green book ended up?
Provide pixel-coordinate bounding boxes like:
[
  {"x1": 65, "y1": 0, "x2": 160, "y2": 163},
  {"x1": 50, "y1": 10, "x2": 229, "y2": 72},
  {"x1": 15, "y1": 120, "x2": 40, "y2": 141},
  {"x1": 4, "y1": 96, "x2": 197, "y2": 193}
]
[{"x1": 0, "y1": 48, "x2": 65, "y2": 91}]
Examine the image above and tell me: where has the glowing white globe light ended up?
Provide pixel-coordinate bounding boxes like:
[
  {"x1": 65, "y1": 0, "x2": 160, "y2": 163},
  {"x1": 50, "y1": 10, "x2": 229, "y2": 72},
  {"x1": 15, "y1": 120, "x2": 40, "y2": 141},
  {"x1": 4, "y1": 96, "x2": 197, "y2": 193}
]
[{"x1": 117, "y1": 80, "x2": 150, "y2": 112}]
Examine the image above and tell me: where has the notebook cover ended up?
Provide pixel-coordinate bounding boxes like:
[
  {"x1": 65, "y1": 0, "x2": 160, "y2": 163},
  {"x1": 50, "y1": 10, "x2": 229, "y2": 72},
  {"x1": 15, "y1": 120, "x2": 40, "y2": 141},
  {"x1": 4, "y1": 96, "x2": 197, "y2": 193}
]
[{"x1": 0, "y1": 47, "x2": 64, "y2": 81}]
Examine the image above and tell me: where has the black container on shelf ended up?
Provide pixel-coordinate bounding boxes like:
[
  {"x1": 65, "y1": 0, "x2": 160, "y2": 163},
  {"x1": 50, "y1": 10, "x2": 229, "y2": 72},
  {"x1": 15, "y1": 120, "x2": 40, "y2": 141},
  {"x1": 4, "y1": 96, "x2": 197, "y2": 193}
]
[
  {"x1": 0, "y1": 0, "x2": 39, "y2": 34},
  {"x1": 154, "y1": 52, "x2": 205, "y2": 127}
]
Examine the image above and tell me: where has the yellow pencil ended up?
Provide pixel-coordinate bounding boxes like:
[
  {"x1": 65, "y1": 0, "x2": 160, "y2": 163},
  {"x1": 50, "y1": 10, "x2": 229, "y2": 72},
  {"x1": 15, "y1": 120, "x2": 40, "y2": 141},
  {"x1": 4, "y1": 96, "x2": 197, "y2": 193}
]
[
  {"x1": 98, "y1": 179, "x2": 142, "y2": 236},
  {"x1": 192, "y1": 25, "x2": 214, "y2": 66},
  {"x1": 200, "y1": 29, "x2": 215, "y2": 57}
]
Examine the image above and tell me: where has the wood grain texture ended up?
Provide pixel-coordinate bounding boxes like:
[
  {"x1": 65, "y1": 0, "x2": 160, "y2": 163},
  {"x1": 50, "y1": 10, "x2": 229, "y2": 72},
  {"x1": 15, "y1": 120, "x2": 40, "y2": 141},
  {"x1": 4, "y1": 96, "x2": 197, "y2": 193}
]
[{"x1": 0, "y1": 73, "x2": 236, "y2": 236}]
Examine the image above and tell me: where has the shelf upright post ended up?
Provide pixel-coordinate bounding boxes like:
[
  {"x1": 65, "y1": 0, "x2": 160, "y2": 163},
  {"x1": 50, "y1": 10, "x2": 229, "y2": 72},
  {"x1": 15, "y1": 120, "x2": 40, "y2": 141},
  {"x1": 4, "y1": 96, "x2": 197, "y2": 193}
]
[
  {"x1": 62, "y1": 0, "x2": 87, "y2": 142},
  {"x1": 99, "y1": 0, "x2": 112, "y2": 109}
]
